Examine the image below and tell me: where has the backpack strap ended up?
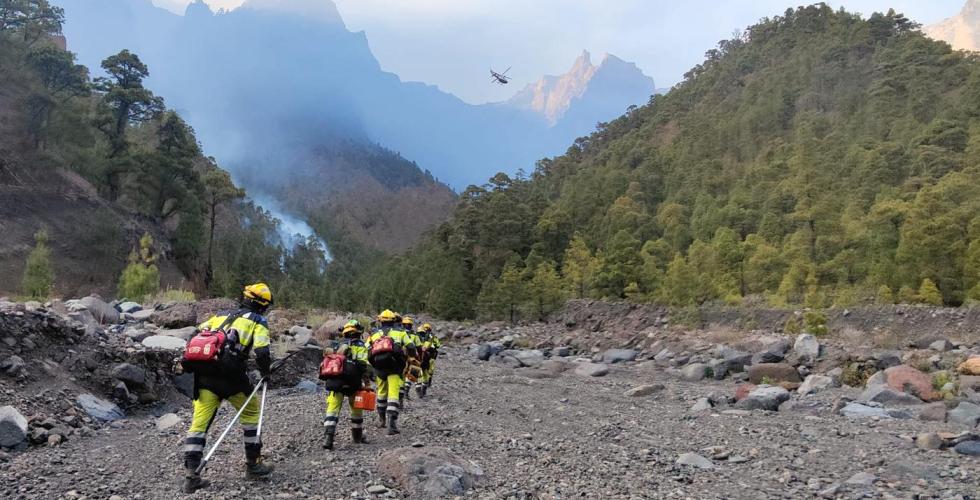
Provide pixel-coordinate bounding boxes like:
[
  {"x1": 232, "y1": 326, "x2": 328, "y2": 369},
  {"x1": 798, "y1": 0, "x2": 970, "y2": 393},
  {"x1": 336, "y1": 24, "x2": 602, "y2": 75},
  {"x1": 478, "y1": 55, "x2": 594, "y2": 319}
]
[{"x1": 213, "y1": 308, "x2": 248, "y2": 335}]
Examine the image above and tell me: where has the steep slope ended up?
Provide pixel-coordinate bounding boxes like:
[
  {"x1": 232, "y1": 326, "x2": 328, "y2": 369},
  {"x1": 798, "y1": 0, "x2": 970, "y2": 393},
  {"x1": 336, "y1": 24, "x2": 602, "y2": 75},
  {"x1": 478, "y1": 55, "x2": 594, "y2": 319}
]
[
  {"x1": 505, "y1": 50, "x2": 656, "y2": 131},
  {"x1": 358, "y1": 5, "x2": 980, "y2": 319},
  {"x1": 925, "y1": 0, "x2": 980, "y2": 50}
]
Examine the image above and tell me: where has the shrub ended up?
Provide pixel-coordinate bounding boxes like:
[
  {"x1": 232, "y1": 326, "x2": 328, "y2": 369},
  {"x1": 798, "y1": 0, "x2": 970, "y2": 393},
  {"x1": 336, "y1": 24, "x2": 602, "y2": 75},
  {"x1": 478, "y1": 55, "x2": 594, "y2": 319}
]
[
  {"x1": 917, "y1": 278, "x2": 943, "y2": 306},
  {"x1": 784, "y1": 315, "x2": 802, "y2": 335},
  {"x1": 840, "y1": 363, "x2": 875, "y2": 387},
  {"x1": 118, "y1": 233, "x2": 160, "y2": 301},
  {"x1": 803, "y1": 310, "x2": 828, "y2": 336},
  {"x1": 22, "y1": 229, "x2": 54, "y2": 300}
]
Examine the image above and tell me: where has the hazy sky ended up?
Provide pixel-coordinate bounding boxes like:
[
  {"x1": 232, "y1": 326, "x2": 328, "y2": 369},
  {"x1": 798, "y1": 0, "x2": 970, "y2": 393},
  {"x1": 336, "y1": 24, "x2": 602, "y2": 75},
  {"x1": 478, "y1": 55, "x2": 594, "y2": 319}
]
[{"x1": 153, "y1": 0, "x2": 965, "y2": 104}]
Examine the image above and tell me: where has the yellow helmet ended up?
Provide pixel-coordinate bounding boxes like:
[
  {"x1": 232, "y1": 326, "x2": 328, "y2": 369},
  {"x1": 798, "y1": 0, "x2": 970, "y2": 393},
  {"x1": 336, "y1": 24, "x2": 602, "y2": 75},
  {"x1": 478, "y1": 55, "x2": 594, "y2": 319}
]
[
  {"x1": 243, "y1": 283, "x2": 273, "y2": 307},
  {"x1": 420, "y1": 323, "x2": 432, "y2": 333},
  {"x1": 342, "y1": 319, "x2": 363, "y2": 336},
  {"x1": 377, "y1": 309, "x2": 398, "y2": 322},
  {"x1": 402, "y1": 316, "x2": 415, "y2": 327}
]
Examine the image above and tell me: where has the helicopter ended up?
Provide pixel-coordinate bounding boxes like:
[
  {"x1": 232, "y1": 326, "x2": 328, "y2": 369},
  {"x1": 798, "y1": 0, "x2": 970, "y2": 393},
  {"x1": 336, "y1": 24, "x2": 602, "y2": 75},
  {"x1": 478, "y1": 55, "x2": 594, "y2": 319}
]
[{"x1": 490, "y1": 67, "x2": 511, "y2": 85}]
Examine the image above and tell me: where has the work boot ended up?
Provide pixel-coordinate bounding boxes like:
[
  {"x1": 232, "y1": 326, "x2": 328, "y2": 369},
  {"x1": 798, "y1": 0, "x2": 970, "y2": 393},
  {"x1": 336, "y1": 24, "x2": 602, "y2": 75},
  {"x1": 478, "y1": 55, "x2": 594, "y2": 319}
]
[
  {"x1": 386, "y1": 413, "x2": 400, "y2": 435},
  {"x1": 245, "y1": 457, "x2": 274, "y2": 480},
  {"x1": 182, "y1": 470, "x2": 210, "y2": 493},
  {"x1": 415, "y1": 385, "x2": 424, "y2": 398},
  {"x1": 352, "y1": 428, "x2": 369, "y2": 444},
  {"x1": 323, "y1": 428, "x2": 335, "y2": 450},
  {"x1": 377, "y1": 411, "x2": 387, "y2": 428}
]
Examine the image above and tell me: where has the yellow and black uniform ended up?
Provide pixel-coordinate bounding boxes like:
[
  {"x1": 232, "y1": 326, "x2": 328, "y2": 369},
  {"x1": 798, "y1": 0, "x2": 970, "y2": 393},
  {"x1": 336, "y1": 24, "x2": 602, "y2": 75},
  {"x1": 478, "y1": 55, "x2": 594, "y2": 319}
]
[
  {"x1": 181, "y1": 283, "x2": 274, "y2": 493},
  {"x1": 399, "y1": 317, "x2": 423, "y2": 404},
  {"x1": 416, "y1": 324, "x2": 441, "y2": 397},
  {"x1": 322, "y1": 321, "x2": 371, "y2": 449},
  {"x1": 366, "y1": 310, "x2": 416, "y2": 435}
]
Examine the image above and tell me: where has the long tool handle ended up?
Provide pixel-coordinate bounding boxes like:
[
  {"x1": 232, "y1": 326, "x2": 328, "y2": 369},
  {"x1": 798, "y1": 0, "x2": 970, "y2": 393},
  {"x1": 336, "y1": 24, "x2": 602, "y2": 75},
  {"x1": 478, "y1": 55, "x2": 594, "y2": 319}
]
[
  {"x1": 256, "y1": 381, "x2": 268, "y2": 438},
  {"x1": 195, "y1": 378, "x2": 265, "y2": 475}
]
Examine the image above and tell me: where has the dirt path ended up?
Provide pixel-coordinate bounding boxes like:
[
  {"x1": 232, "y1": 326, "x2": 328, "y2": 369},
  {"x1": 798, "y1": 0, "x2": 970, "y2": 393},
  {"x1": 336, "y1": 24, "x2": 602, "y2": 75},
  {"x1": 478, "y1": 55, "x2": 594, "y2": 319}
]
[{"x1": 2, "y1": 348, "x2": 978, "y2": 499}]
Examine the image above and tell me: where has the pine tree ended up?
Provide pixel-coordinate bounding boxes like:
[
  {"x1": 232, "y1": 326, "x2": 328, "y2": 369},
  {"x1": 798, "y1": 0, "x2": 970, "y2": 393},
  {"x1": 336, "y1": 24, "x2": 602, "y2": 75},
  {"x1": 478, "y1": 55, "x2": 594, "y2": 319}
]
[
  {"x1": 117, "y1": 233, "x2": 160, "y2": 301},
  {"x1": 22, "y1": 229, "x2": 54, "y2": 299},
  {"x1": 526, "y1": 262, "x2": 565, "y2": 320},
  {"x1": 917, "y1": 278, "x2": 943, "y2": 306},
  {"x1": 561, "y1": 234, "x2": 597, "y2": 298},
  {"x1": 660, "y1": 254, "x2": 697, "y2": 306}
]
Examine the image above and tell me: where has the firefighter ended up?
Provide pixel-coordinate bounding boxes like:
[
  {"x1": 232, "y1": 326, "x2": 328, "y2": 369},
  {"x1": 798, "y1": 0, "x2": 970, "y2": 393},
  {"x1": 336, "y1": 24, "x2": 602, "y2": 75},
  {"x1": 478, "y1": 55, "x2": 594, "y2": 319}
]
[
  {"x1": 416, "y1": 323, "x2": 442, "y2": 398},
  {"x1": 366, "y1": 310, "x2": 416, "y2": 435},
  {"x1": 399, "y1": 316, "x2": 423, "y2": 404},
  {"x1": 321, "y1": 319, "x2": 371, "y2": 450},
  {"x1": 180, "y1": 283, "x2": 275, "y2": 493}
]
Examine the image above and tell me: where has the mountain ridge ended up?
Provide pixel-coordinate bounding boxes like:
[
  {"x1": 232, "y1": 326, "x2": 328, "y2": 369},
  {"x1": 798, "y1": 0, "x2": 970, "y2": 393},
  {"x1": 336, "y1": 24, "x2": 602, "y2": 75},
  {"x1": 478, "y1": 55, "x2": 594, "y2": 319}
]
[
  {"x1": 925, "y1": 0, "x2": 980, "y2": 50},
  {"x1": 505, "y1": 50, "x2": 655, "y2": 126}
]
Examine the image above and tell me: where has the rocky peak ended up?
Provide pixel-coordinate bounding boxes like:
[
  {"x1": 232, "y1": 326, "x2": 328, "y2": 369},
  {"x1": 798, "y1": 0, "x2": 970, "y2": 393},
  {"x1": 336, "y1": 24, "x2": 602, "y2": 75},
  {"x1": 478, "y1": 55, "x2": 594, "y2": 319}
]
[
  {"x1": 506, "y1": 50, "x2": 653, "y2": 126},
  {"x1": 925, "y1": 0, "x2": 980, "y2": 51},
  {"x1": 240, "y1": 0, "x2": 345, "y2": 26}
]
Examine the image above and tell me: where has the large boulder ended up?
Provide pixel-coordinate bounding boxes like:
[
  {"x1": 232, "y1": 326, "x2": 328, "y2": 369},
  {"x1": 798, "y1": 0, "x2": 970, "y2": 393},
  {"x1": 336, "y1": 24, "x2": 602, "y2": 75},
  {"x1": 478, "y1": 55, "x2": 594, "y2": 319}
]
[
  {"x1": 747, "y1": 363, "x2": 801, "y2": 385},
  {"x1": 793, "y1": 334, "x2": 820, "y2": 362},
  {"x1": 0, "y1": 406, "x2": 28, "y2": 448},
  {"x1": 948, "y1": 402, "x2": 980, "y2": 428},
  {"x1": 718, "y1": 347, "x2": 752, "y2": 372},
  {"x1": 511, "y1": 350, "x2": 545, "y2": 368},
  {"x1": 734, "y1": 386, "x2": 790, "y2": 411},
  {"x1": 797, "y1": 374, "x2": 834, "y2": 395},
  {"x1": 79, "y1": 296, "x2": 120, "y2": 324},
  {"x1": 111, "y1": 363, "x2": 147, "y2": 387},
  {"x1": 129, "y1": 309, "x2": 155, "y2": 322},
  {"x1": 680, "y1": 363, "x2": 709, "y2": 381},
  {"x1": 574, "y1": 363, "x2": 609, "y2": 377},
  {"x1": 116, "y1": 301, "x2": 142, "y2": 314},
  {"x1": 601, "y1": 349, "x2": 638, "y2": 364},
  {"x1": 840, "y1": 402, "x2": 891, "y2": 419},
  {"x1": 858, "y1": 386, "x2": 924, "y2": 406},
  {"x1": 158, "y1": 326, "x2": 197, "y2": 341},
  {"x1": 150, "y1": 303, "x2": 198, "y2": 328},
  {"x1": 76, "y1": 394, "x2": 125, "y2": 422},
  {"x1": 379, "y1": 447, "x2": 484, "y2": 497},
  {"x1": 289, "y1": 325, "x2": 313, "y2": 346},
  {"x1": 880, "y1": 365, "x2": 940, "y2": 402},
  {"x1": 958, "y1": 356, "x2": 980, "y2": 376},
  {"x1": 142, "y1": 335, "x2": 186, "y2": 351},
  {"x1": 474, "y1": 344, "x2": 492, "y2": 361}
]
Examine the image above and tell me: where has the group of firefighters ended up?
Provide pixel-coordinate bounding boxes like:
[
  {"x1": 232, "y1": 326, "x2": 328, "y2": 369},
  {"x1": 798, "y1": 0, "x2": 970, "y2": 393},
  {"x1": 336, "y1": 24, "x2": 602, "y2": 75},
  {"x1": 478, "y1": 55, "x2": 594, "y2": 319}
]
[{"x1": 178, "y1": 283, "x2": 442, "y2": 493}]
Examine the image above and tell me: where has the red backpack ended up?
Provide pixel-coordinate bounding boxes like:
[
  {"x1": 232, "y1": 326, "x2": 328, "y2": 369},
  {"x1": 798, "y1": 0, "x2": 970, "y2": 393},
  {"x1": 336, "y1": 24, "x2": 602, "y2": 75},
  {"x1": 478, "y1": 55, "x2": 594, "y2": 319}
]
[
  {"x1": 182, "y1": 311, "x2": 245, "y2": 374},
  {"x1": 319, "y1": 353, "x2": 347, "y2": 379},
  {"x1": 369, "y1": 335, "x2": 395, "y2": 356}
]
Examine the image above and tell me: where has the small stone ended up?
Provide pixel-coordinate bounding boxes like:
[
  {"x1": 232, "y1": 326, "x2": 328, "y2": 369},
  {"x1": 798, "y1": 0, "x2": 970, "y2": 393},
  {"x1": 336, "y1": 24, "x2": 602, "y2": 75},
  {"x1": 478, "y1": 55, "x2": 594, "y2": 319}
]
[
  {"x1": 574, "y1": 363, "x2": 609, "y2": 377},
  {"x1": 918, "y1": 402, "x2": 947, "y2": 422},
  {"x1": 915, "y1": 433, "x2": 942, "y2": 450},
  {"x1": 624, "y1": 384, "x2": 664, "y2": 397},
  {"x1": 411, "y1": 441, "x2": 424, "y2": 448},
  {"x1": 367, "y1": 485, "x2": 388, "y2": 494},
  {"x1": 690, "y1": 398, "x2": 713, "y2": 412},
  {"x1": 734, "y1": 386, "x2": 790, "y2": 411},
  {"x1": 156, "y1": 413, "x2": 182, "y2": 430},
  {"x1": 845, "y1": 471, "x2": 876, "y2": 487},
  {"x1": 675, "y1": 452, "x2": 714, "y2": 469},
  {"x1": 793, "y1": 334, "x2": 820, "y2": 361},
  {"x1": 928, "y1": 339, "x2": 953, "y2": 352},
  {"x1": 953, "y1": 440, "x2": 980, "y2": 456},
  {"x1": 949, "y1": 402, "x2": 980, "y2": 428}
]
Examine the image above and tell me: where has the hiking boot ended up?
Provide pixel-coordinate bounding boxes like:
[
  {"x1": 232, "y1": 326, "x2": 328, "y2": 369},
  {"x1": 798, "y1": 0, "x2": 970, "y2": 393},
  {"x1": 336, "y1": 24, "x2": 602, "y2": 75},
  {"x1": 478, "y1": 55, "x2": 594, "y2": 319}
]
[
  {"x1": 245, "y1": 457, "x2": 274, "y2": 480},
  {"x1": 323, "y1": 429, "x2": 335, "y2": 450},
  {"x1": 352, "y1": 428, "x2": 369, "y2": 444},
  {"x1": 415, "y1": 385, "x2": 424, "y2": 398},
  {"x1": 377, "y1": 411, "x2": 387, "y2": 428},
  {"x1": 182, "y1": 472, "x2": 210, "y2": 493},
  {"x1": 386, "y1": 413, "x2": 400, "y2": 435}
]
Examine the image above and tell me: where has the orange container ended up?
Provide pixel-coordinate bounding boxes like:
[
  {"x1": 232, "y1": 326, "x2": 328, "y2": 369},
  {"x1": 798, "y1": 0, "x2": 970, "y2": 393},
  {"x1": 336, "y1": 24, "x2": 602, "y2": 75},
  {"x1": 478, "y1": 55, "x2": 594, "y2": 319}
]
[{"x1": 353, "y1": 388, "x2": 377, "y2": 411}]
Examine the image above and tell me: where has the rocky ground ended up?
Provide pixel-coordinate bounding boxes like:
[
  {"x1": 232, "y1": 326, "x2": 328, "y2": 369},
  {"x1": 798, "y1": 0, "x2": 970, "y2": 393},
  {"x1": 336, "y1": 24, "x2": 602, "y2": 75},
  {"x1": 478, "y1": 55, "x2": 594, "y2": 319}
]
[{"x1": 1, "y1": 298, "x2": 980, "y2": 498}]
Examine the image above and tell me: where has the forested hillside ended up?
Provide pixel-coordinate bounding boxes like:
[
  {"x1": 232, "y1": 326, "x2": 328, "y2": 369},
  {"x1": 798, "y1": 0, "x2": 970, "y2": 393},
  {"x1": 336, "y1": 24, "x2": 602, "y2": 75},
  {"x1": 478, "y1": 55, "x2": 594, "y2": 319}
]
[
  {"x1": 0, "y1": 1, "x2": 313, "y2": 302},
  {"x1": 360, "y1": 5, "x2": 980, "y2": 320}
]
